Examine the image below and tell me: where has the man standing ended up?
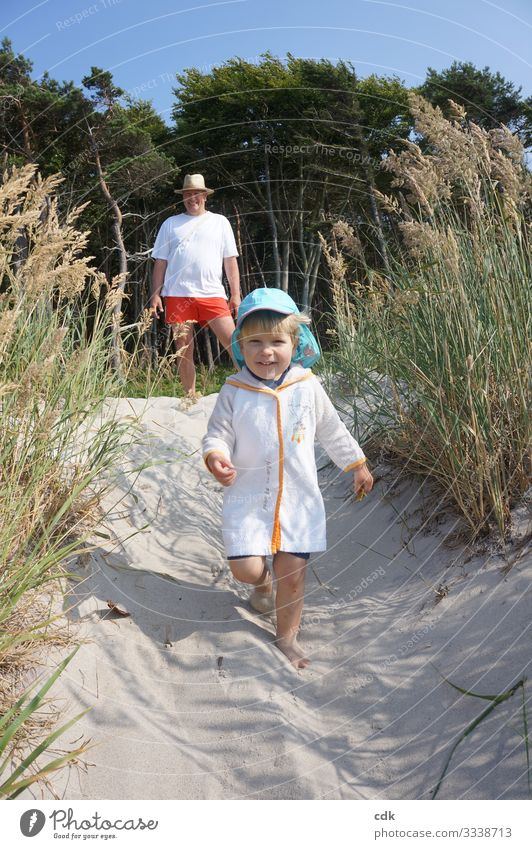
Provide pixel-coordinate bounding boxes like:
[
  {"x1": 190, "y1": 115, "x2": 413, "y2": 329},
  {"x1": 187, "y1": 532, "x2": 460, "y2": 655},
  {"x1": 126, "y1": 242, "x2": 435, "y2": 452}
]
[{"x1": 150, "y1": 173, "x2": 241, "y2": 396}]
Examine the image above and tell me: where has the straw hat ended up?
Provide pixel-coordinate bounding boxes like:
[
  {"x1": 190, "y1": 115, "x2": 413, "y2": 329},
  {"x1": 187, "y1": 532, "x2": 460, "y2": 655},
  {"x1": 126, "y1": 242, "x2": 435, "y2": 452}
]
[{"x1": 175, "y1": 173, "x2": 214, "y2": 195}]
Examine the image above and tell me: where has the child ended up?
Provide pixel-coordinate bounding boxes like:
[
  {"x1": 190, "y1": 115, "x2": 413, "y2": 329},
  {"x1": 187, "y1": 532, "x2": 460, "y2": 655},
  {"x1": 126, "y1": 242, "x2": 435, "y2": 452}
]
[{"x1": 202, "y1": 288, "x2": 373, "y2": 668}]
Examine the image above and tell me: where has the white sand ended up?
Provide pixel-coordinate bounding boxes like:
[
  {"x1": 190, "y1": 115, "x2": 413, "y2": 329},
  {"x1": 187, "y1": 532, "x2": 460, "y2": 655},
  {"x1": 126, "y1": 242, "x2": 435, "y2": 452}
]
[{"x1": 35, "y1": 394, "x2": 531, "y2": 800}]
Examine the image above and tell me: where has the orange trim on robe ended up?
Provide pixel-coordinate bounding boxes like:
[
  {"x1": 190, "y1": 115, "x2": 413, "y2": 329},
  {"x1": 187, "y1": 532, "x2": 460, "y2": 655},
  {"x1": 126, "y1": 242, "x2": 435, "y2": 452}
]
[
  {"x1": 203, "y1": 368, "x2": 367, "y2": 558},
  {"x1": 225, "y1": 380, "x2": 275, "y2": 395},
  {"x1": 276, "y1": 372, "x2": 313, "y2": 391},
  {"x1": 217, "y1": 371, "x2": 363, "y2": 555},
  {"x1": 344, "y1": 458, "x2": 367, "y2": 473},
  {"x1": 225, "y1": 372, "x2": 312, "y2": 395},
  {"x1": 225, "y1": 374, "x2": 311, "y2": 554},
  {"x1": 271, "y1": 395, "x2": 284, "y2": 554}
]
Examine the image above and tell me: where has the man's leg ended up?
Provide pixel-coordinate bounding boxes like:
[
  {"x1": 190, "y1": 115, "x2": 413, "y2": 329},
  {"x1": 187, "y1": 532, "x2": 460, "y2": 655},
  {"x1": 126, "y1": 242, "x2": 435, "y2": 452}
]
[
  {"x1": 208, "y1": 314, "x2": 237, "y2": 364},
  {"x1": 171, "y1": 322, "x2": 196, "y2": 394}
]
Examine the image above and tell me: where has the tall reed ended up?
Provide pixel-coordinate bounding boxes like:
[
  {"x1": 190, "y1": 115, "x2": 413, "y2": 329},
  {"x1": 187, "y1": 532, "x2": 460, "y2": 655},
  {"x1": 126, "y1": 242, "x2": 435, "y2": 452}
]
[
  {"x1": 0, "y1": 165, "x2": 135, "y2": 795},
  {"x1": 322, "y1": 97, "x2": 531, "y2": 536}
]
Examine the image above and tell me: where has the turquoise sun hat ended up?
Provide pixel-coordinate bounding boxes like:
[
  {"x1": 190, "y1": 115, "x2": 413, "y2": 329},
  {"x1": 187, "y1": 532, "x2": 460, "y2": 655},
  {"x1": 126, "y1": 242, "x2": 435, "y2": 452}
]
[{"x1": 231, "y1": 287, "x2": 321, "y2": 369}]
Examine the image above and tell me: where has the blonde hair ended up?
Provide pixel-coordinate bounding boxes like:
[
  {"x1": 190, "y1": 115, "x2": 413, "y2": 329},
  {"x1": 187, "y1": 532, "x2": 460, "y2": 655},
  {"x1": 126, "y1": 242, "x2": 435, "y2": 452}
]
[{"x1": 239, "y1": 309, "x2": 310, "y2": 347}]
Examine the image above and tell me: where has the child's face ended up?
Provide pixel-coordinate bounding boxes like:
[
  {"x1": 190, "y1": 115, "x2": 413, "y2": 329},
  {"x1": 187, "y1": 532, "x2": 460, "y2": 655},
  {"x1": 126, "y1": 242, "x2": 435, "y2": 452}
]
[{"x1": 240, "y1": 330, "x2": 295, "y2": 380}]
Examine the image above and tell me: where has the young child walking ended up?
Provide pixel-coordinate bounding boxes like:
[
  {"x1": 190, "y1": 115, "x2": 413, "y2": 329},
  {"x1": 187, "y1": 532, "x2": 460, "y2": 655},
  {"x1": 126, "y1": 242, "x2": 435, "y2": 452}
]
[{"x1": 202, "y1": 288, "x2": 373, "y2": 668}]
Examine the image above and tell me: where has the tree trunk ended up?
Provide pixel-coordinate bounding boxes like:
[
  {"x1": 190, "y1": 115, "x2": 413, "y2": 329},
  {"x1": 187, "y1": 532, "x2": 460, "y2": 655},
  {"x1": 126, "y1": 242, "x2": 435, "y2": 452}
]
[
  {"x1": 213, "y1": 332, "x2": 221, "y2": 367},
  {"x1": 281, "y1": 238, "x2": 290, "y2": 292},
  {"x1": 350, "y1": 119, "x2": 392, "y2": 277},
  {"x1": 16, "y1": 99, "x2": 34, "y2": 163},
  {"x1": 264, "y1": 152, "x2": 280, "y2": 287},
  {"x1": 11, "y1": 105, "x2": 35, "y2": 276},
  {"x1": 141, "y1": 214, "x2": 158, "y2": 368},
  {"x1": 301, "y1": 242, "x2": 321, "y2": 310},
  {"x1": 243, "y1": 214, "x2": 266, "y2": 289},
  {"x1": 308, "y1": 242, "x2": 322, "y2": 311},
  {"x1": 366, "y1": 171, "x2": 391, "y2": 277},
  {"x1": 203, "y1": 326, "x2": 214, "y2": 372},
  {"x1": 233, "y1": 203, "x2": 250, "y2": 295},
  {"x1": 88, "y1": 124, "x2": 128, "y2": 376}
]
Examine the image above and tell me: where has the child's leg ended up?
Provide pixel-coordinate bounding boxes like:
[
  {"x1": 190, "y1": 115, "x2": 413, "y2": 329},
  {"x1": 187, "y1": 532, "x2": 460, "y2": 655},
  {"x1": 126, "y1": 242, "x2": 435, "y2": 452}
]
[
  {"x1": 273, "y1": 552, "x2": 309, "y2": 669},
  {"x1": 229, "y1": 556, "x2": 270, "y2": 591},
  {"x1": 228, "y1": 556, "x2": 273, "y2": 613}
]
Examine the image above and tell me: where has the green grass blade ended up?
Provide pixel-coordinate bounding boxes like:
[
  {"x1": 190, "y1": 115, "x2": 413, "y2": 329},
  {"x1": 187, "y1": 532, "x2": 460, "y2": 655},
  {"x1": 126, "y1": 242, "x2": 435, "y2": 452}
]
[
  {"x1": 431, "y1": 679, "x2": 524, "y2": 799},
  {"x1": 6, "y1": 745, "x2": 88, "y2": 799},
  {"x1": 521, "y1": 681, "x2": 531, "y2": 798},
  {"x1": 0, "y1": 708, "x2": 90, "y2": 795},
  {"x1": 431, "y1": 699, "x2": 501, "y2": 799},
  {"x1": 430, "y1": 664, "x2": 519, "y2": 701},
  {"x1": 0, "y1": 648, "x2": 79, "y2": 750}
]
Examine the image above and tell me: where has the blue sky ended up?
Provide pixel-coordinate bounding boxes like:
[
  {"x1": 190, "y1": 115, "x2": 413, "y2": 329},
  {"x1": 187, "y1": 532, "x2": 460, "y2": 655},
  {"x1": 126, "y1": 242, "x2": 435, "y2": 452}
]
[{"x1": 2, "y1": 0, "x2": 531, "y2": 123}]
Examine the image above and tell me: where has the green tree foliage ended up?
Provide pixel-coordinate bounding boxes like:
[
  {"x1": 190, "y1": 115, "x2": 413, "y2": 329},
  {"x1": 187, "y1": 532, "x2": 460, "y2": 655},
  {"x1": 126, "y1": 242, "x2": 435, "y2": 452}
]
[
  {"x1": 82, "y1": 66, "x2": 125, "y2": 111},
  {"x1": 419, "y1": 61, "x2": 532, "y2": 146},
  {"x1": 1, "y1": 41, "x2": 529, "y2": 363},
  {"x1": 80, "y1": 66, "x2": 176, "y2": 336},
  {"x1": 82, "y1": 66, "x2": 175, "y2": 205},
  {"x1": 171, "y1": 53, "x2": 412, "y2": 308},
  {"x1": 0, "y1": 46, "x2": 177, "y2": 338},
  {"x1": 0, "y1": 38, "x2": 87, "y2": 172}
]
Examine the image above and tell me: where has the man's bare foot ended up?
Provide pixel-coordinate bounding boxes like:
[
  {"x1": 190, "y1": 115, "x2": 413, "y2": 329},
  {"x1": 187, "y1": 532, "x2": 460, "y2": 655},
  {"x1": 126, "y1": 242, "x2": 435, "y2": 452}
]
[
  {"x1": 275, "y1": 636, "x2": 309, "y2": 669},
  {"x1": 180, "y1": 390, "x2": 202, "y2": 409}
]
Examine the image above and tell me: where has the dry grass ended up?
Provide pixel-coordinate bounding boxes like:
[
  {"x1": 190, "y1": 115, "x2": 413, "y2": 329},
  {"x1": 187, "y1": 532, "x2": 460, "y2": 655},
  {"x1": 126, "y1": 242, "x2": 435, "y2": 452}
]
[
  {"x1": 0, "y1": 164, "x2": 136, "y2": 796},
  {"x1": 322, "y1": 96, "x2": 531, "y2": 537}
]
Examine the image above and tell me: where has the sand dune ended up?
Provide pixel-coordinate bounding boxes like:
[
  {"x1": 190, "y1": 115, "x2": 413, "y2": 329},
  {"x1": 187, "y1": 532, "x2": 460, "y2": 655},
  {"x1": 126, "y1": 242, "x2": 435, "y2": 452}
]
[{"x1": 36, "y1": 394, "x2": 531, "y2": 800}]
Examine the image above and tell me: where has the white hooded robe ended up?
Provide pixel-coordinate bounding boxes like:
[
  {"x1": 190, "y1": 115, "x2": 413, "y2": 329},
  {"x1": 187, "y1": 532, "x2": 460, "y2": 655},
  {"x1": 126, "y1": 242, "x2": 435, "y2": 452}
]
[{"x1": 202, "y1": 365, "x2": 366, "y2": 557}]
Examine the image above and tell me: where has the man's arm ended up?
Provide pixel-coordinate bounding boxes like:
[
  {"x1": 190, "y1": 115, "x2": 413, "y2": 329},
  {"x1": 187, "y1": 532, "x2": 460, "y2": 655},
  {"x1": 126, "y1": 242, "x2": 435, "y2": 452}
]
[
  {"x1": 150, "y1": 258, "x2": 167, "y2": 316},
  {"x1": 223, "y1": 256, "x2": 241, "y2": 315}
]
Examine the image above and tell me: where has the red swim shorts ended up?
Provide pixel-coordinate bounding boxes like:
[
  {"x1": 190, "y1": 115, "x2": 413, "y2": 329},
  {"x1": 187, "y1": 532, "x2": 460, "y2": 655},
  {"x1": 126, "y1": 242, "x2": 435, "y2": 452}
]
[{"x1": 164, "y1": 296, "x2": 231, "y2": 326}]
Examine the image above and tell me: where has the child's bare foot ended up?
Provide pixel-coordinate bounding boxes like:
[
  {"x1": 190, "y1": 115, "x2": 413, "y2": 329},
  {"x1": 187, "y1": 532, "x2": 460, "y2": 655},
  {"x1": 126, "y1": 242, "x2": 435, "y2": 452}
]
[
  {"x1": 275, "y1": 636, "x2": 309, "y2": 669},
  {"x1": 249, "y1": 587, "x2": 274, "y2": 614},
  {"x1": 249, "y1": 568, "x2": 274, "y2": 614}
]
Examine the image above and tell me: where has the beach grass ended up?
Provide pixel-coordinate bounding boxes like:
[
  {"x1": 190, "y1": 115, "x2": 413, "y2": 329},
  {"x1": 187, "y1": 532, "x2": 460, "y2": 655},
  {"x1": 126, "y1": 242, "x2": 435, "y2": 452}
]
[
  {"x1": 321, "y1": 97, "x2": 531, "y2": 537},
  {"x1": 0, "y1": 165, "x2": 136, "y2": 796},
  {"x1": 121, "y1": 361, "x2": 234, "y2": 399}
]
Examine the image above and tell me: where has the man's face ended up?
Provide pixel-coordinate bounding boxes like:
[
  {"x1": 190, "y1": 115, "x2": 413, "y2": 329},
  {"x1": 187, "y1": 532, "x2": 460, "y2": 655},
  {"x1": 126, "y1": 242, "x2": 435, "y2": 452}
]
[{"x1": 182, "y1": 189, "x2": 207, "y2": 216}]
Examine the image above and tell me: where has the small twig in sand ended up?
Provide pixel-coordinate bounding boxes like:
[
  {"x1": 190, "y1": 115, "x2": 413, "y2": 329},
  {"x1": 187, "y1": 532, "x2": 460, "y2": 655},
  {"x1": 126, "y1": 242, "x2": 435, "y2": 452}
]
[
  {"x1": 500, "y1": 535, "x2": 531, "y2": 576},
  {"x1": 381, "y1": 494, "x2": 416, "y2": 555},
  {"x1": 352, "y1": 540, "x2": 395, "y2": 561},
  {"x1": 400, "y1": 561, "x2": 451, "y2": 605},
  {"x1": 311, "y1": 565, "x2": 337, "y2": 596},
  {"x1": 106, "y1": 600, "x2": 130, "y2": 617}
]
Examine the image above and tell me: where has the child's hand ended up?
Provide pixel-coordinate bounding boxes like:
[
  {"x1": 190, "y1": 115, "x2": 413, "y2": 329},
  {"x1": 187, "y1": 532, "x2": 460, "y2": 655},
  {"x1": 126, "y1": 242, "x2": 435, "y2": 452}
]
[
  {"x1": 353, "y1": 464, "x2": 374, "y2": 501},
  {"x1": 207, "y1": 453, "x2": 237, "y2": 487}
]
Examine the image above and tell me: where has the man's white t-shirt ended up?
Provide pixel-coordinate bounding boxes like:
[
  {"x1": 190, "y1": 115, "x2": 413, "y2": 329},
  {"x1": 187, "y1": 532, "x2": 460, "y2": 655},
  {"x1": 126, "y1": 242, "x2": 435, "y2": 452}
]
[{"x1": 152, "y1": 211, "x2": 238, "y2": 298}]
